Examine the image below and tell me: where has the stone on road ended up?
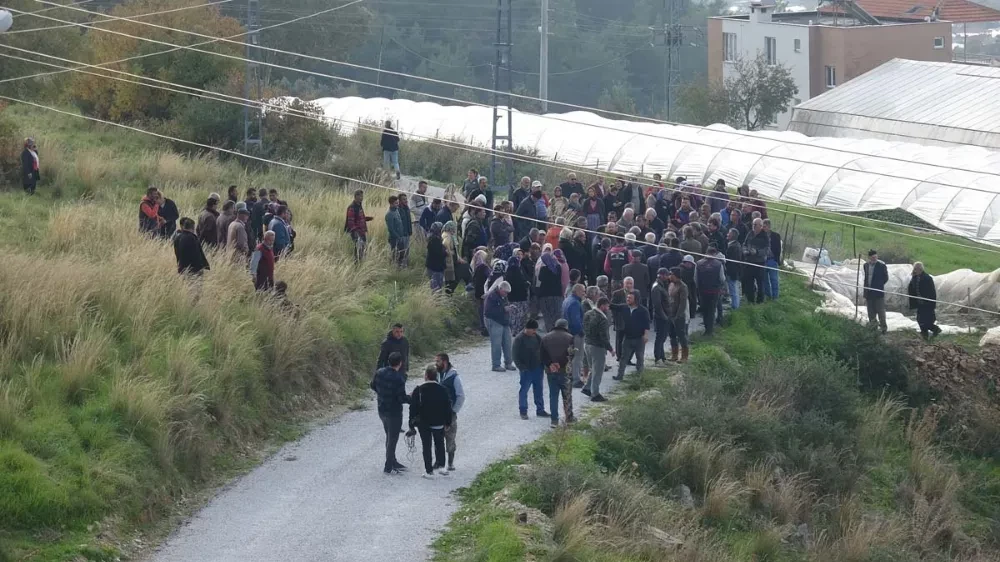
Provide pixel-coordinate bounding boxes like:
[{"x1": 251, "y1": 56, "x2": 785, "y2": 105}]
[{"x1": 149, "y1": 341, "x2": 629, "y2": 562}]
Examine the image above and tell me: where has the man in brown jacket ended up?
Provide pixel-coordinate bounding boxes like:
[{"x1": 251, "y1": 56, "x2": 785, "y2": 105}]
[
  {"x1": 197, "y1": 197, "x2": 220, "y2": 247},
  {"x1": 228, "y1": 206, "x2": 251, "y2": 258},
  {"x1": 666, "y1": 267, "x2": 690, "y2": 363},
  {"x1": 541, "y1": 319, "x2": 575, "y2": 428}
]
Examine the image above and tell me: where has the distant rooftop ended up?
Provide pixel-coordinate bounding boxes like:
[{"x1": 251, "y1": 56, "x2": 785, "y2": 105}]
[
  {"x1": 715, "y1": 9, "x2": 938, "y2": 24},
  {"x1": 819, "y1": 0, "x2": 1000, "y2": 22}
]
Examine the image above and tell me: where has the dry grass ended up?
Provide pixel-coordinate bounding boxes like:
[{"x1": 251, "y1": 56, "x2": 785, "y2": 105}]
[
  {"x1": 859, "y1": 392, "x2": 907, "y2": 458},
  {"x1": 701, "y1": 475, "x2": 748, "y2": 521},
  {"x1": 745, "y1": 462, "x2": 815, "y2": 525},
  {"x1": 663, "y1": 430, "x2": 743, "y2": 494},
  {"x1": 550, "y1": 492, "x2": 593, "y2": 561}
]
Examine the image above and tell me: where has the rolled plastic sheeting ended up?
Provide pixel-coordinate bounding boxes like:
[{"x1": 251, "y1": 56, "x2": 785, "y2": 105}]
[{"x1": 0, "y1": 10, "x2": 13, "y2": 33}]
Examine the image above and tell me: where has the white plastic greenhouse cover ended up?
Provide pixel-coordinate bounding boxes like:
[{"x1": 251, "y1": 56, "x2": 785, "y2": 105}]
[{"x1": 310, "y1": 96, "x2": 1000, "y2": 245}]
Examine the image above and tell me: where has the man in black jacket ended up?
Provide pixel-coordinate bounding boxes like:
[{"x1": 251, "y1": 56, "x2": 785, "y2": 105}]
[
  {"x1": 21, "y1": 137, "x2": 39, "y2": 195},
  {"x1": 512, "y1": 319, "x2": 547, "y2": 419},
  {"x1": 251, "y1": 188, "x2": 269, "y2": 240},
  {"x1": 377, "y1": 323, "x2": 409, "y2": 374},
  {"x1": 408, "y1": 365, "x2": 452, "y2": 478},
  {"x1": 173, "y1": 217, "x2": 210, "y2": 275},
  {"x1": 371, "y1": 352, "x2": 408, "y2": 475},
  {"x1": 612, "y1": 290, "x2": 650, "y2": 381},
  {"x1": 863, "y1": 249, "x2": 889, "y2": 334},
  {"x1": 762, "y1": 219, "x2": 782, "y2": 300},
  {"x1": 742, "y1": 218, "x2": 770, "y2": 304},
  {"x1": 725, "y1": 229, "x2": 744, "y2": 311},
  {"x1": 381, "y1": 120, "x2": 401, "y2": 180},
  {"x1": 541, "y1": 319, "x2": 575, "y2": 427},
  {"x1": 908, "y1": 262, "x2": 941, "y2": 340}
]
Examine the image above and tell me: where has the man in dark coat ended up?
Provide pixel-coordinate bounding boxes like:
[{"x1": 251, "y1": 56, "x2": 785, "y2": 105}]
[
  {"x1": 157, "y1": 190, "x2": 179, "y2": 239},
  {"x1": 371, "y1": 352, "x2": 408, "y2": 474},
  {"x1": 407, "y1": 365, "x2": 452, "y2": 478},
  {"x1": 173, "y1": 217, "x2": 210, "y2": 275},
  {"x1": 514, "y1": 190, "x2": 540, "y2": 241},
  {"x1": 863, "y1": 249, "x2": 890, "y2": 334},
  {"x1": 197, "y1": 197, "x2": 221, "y2": 247},
  {"x1": 377, "y1": 323, "x2": 410, "y2": 373},
  {"x1": 381, "y1": 120, "x2": 401, "y2": 179},
  {"x1": 908, "y1": 262, "x2": 941, "y2": 339},
  {"x1": 251, "y1": 188, "x2": 270, "y2": 239},
  {"x1": 559, "y1": 172, "x2": 585, "y2": 200},
  {"x1": 21, "y1": 137, "x2": 40, "y2": 195}
]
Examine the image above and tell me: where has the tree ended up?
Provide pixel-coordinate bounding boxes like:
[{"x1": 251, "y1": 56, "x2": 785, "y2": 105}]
[
  {"x1": 724, "y1": 54, "x2": 797, "y2": 130},
  {"x1": 597, "y1": 81, "x2": 637, "y2": 116},
  {"x1": 678, "y1": 81, "x2": 729, "y2": 126}
]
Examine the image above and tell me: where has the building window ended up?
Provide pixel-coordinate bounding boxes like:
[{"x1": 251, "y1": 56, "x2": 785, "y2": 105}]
[
  {"x1": 765, "y1": 36, "x2": 777, "y2": 65},
  {"x1": 934, "y1": 36, "x2": 945, "y2": 49},
  {"x1": 794, "y1": 38, "x2": 801, "y2": 52},
  {"x1": 723, "y1": 32, "x2": 737, "y2": 62},
  {"x1": 825, "y1": 65, "x2": 836, "y2": 88}
]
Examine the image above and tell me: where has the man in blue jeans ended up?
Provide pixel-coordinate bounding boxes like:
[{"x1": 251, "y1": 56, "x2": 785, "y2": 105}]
[
  {"x1": 381, "y1": 120, "x2": 401, "y2": 180},
  {"x1": 725, "y1": 229, "x2": 743, "y2": 311},
  {"x1": 512, "y1": 319, "x2": 548, "y2": 420},
  {"x1": 484, "y1": 281, "x2": 516, "y2": 372},
  {"x1": 370, "y1": 352, "x2": 408, "y2": 475},
  {"x1": 762, "y1": 219, "x2": 781, "y2": 299},
  {"x1": 541, "y1": 319, "x2": 575, "y2": 428},
  {"x1": 561, "y1": 284, "x2": 586, "y2": 387}
]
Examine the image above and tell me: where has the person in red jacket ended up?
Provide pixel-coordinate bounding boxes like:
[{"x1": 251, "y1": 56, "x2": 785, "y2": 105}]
[
  {"x1": 344, "y1": 189, "x2": 373, "y2": 262},
  {"x1": 139, "y1": 186, "x2": 163, "y2": 236},
  {"x1": 250, "y1": 231, "x2": 276, "y2": 291}
]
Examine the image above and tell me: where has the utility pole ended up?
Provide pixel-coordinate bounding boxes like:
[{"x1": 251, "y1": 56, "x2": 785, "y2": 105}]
[
  {"x1": 376, "y1": 23, "x2": 386, "y2": 97},
  {"x1": 539, "y1": 0, "x2": 549, "y2": 112},
  {"x1": 664, "y1": 0, "x2": 683, "y2": 121},
  {"x1": 243, "y1": 0, "x2": 263, "y2": 151},
  {"x1": 491, "y1": 0, "x2": 514, "y2": 189}
]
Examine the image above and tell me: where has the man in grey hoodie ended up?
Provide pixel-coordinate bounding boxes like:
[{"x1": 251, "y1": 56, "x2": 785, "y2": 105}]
[{"x1": 436, "y1": 353, "x2": 465, "y2": 472}]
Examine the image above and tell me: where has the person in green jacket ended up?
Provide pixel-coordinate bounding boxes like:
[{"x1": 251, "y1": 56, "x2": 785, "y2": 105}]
[{"x1": 386, "y1": 195, "x2": 405, "y2": 267}]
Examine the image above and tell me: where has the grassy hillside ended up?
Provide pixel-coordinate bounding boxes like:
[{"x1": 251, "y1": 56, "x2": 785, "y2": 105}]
[
  {"x1": 0, "y1": 105, "x2": 467, "y2": 561},
  {"x1": 434, "y1": 280, "x2": 1000, "y2": 562}
]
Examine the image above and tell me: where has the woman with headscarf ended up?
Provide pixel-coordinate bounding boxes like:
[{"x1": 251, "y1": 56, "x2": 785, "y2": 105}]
[
  {"x1": 486, "y1": 258, "x2": 508, "y2": 295},
  {"x1": 442, "y1": 221, "x2": 460, "y2": 294},
  {"x1": 549, "y1": 185, "x2": 568, "y2": 219},
  {"x1": 21, "y1": 138, "x2": 40, "y2": 195},
  {"x1": 552, "y1": 248, "x2": 571, "y2": 295},
  {"x1": 472, "y1": 249, "x2": 491, "y2": 336},
  {"x1": 504, "y1": 253, "x2": 530, "y2": 336},
  {"x1": 536, "y1": 248, "x2": 564, "y2": 332},
  {"x1": 426, "y1": 222, "x2": 447, "y2": 292}
]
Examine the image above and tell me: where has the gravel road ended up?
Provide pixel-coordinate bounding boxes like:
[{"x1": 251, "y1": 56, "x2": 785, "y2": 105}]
[{"x1": 148, "y1": 338, "x2": 666, "y2": 562}]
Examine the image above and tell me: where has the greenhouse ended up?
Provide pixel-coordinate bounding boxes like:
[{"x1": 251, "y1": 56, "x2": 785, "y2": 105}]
[{"x1": 311, "y1": 96, "x2": 1000, "y2": 245}]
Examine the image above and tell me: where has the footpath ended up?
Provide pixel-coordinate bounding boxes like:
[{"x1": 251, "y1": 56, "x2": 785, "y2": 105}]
[{"x1": 147, "y1": 339, "x2": 657, "y2": 562}]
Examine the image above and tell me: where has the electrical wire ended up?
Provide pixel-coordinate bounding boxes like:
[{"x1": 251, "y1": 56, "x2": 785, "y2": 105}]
[
  {"x1": 21, "y1": 0, "x2": 1000, "y2": 192},
  {"x1": 2, "y1": 0, "x2": 234, "y2": 35},
  {"x1": 0, "y1": 93, "x2": 995, "y2": 317},
  {"x1": 3, "y1": 45, "x2": 999, "y2": 255},
  {"x1": 388, "y1": 38, "x2": 492, "y2": 69}
]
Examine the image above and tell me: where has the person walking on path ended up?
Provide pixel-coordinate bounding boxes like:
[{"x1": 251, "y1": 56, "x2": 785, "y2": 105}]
[
  {"x1": 504, "y1": 254, "x2": 531, "y2": 336},
  {"x1": 512, "y1": 319, "x2": 548, "y2": 420},
  {"x1": 612, "y1": 290, "x2": 650, "y2": 381},
  {"x1": 174, "y1": 217, "x2": 210, "y2": 275},
  {"x1": 386, "y1": 195, "x2": 406, "y2": 267},
  {"x1": 541, "y1": 319, "x2": 575, "y2": 427},
  {"x1": 370, "y1": 352, "x2": 408, "y2": 475},
  {"x1": 377, "y1": 323, "x2": 410, "y2": 374},
  {"x1": 484, "y1": 281, "x2": 516, "y2": 372},
  {"x1": 863, "y1": 249, "x2": 889, "y2": 334},
  {"x1": 562, "y1": 284, "x2": 586, "y2": 388},
  {"x1": 381, "y1": 120, "x2": 401, "y2": 180},
  {"x1": 696, "y1": 247, "x2": 726, "y2": 337},
  {"x1": 345, "y1": 189, "x2": 373, "y2": 263},
  {"x1": 649, "y1": 268, "x2": 671, "y2": 366},
  {"x1": 908, "y1": 262, "x2": 942, "y2": 340},
  {"x1": 21, "y1": 137, "x2": 40, "y2": 195},
  {"x1": 407, "y1": 365, "x2": 452, "y2": 479},
  {"x1": 582, "y1": 298, "x2": 614, "y2": 402},
  {"x1": 436, "y1": 354, "x2": 465, "y2": 472},
  {"x1": 250, "y1": 231, "x2": 276, "y2": 291},
  {"x1": 666, "y1": 267, "x2": 690, "y2": 363}
]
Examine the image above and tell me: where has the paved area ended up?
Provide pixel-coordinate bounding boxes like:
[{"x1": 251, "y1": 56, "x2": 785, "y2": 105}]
[{"x1": 150, "y1": 341, "x2": 637, "y2": 562}]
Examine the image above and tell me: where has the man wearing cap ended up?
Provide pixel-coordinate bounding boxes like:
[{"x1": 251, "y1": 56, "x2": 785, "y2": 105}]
[
  {"x1": 560, "y1": 172, "x2": 584, "y2": 201},
  {"x1": 532, "y1": 181, "x2": 548, "y2": 226},
  {"x1": 666, "y1": 267, "x2": 690, "y2": 362},
  {"x1": 622, "y1": 249, "x2": 651, "y2": 306},
  {"x1": 863, "y1": 249, "x2": 889, "y2": 334},
  {"x1": 513, "y1": 319, "x2": 548, "y2": 419},
  {"x1": 649, "y1": 268, "x2": 671, "y2": 365},
  {"x1": 612, "y1": 290, "x2": 650, "y2": 380},
  {"x1": 541, "y1": 318, "x2": 576, "y2": 427},
  {"x1": 228, "y1": 204, "x2": 251, "y2": 258}
]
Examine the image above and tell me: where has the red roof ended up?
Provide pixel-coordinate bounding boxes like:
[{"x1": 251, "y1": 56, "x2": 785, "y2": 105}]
[{"x1": 819, "y1": 0, "x2": 1000, "y2": 22}]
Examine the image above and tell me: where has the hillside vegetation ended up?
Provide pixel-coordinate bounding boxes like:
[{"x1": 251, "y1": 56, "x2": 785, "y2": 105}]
[{"x1": 0, "y1": 105, "x2": 466, "y2": 561}]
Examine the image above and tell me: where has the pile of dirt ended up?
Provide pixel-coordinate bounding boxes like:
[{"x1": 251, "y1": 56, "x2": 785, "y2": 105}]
[{"x1": 900, "y1": 341, "x2": 1000, "y2": 455}]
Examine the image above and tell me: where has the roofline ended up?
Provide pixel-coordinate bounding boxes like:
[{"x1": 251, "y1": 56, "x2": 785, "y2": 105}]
[{"x1": 709, "y1": 12, "x2": 954, "y2": 24}]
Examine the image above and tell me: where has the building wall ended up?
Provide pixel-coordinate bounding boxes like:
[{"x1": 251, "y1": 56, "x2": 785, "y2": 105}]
[
  {"x1": 707, "y1": 17, "x2": 723, "y2": 85},
  {"x1": 809, "y1": 22, "x2": 953, "y2": 96},
  {"x1": 719, "y1": 17, "x2": 812, "y2": 129}
]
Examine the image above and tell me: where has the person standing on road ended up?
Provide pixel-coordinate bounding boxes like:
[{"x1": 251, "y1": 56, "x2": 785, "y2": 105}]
[
  {"x1": 666, "y1": 267, "x2": 690, "y2": 363},
  {"x1": 407, "y1": 365, "x2": 452, "y2": 479},
  {"x1": 377, "y1": 323, "x2": 409, "y2": 374},
  {"x1": 370, "y1": 352, "x2": 409, "y2": 475},
  {"x1": 345, "y1": 190, "x2": 373, "y2": 263},
  {"x1": 863, "y1": 249, "x2": 889, "y2": 334},
  {"x1": 512, "y1": 319, "x2": 548, "y2": 420},
  {"x1": 541, "y1": 319, "x2": 575, "y2": 427},
  {"x1": 612, "y1": 290, "x2": 650, "y2": 381},
  {"x1": 381, "y1": 120, "x2": 401, "y2": 180},
  {"x1": 562, "y1": 284, "x2": 586, "y2": 388},
  {"x1": 649, "y1": 268, "x2": 671, "y2": 366},
  {"x1": 908, "y1": 262, "x2": 942, "y2": 340},
  {"x1": 582, "y1": 298, "x2": 614, "y2": 402},
  {"x1": 484, "y1": 281, "x2": 516, "y2": 372},
  {"x1": 436, "y1": 353, "x2": 464, "y2": 472},
  {"x1": 537, "y1": 250, "x2": 564, "y2": 332}
]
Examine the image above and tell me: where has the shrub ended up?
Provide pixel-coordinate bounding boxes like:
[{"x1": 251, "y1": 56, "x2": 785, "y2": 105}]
[
  {"x1": 663, "y1": 430, "x2": 742, "y2": 494},
  {"x1": 833, "y1": 321, "x2": 919, "y2": 398}
]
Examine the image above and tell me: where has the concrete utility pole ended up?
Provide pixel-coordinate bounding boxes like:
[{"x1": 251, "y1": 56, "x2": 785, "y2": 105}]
[
  {"x1": 243, "y1": 0, "x2": 263, "y2": 151},
  {"x1": 491, "y1": 0, "x2": 514, "y2": 189},
  {"x1": 539, "y1": 0, "x2": 549, "y2": 112}
]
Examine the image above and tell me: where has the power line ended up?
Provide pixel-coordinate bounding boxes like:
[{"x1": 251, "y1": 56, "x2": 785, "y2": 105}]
[
  {"x1": 2, "y1": 0, "x2": 233, "y2": 35},
  {"x1": 510, "y1": 47, "x2": 650, "y2": 76},
  {"x1": 388, "y1": 37, "x2": 491, "y2": 69},
  {"x1": 1, "y1": 92, "x2": 994, "y2": 316},
  {"x1": 4, "y1": 46, "x2": 999, "y2": 257},
  {"x1": 25, "y1": 0, "x2": 1000, "y2": 194}
]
